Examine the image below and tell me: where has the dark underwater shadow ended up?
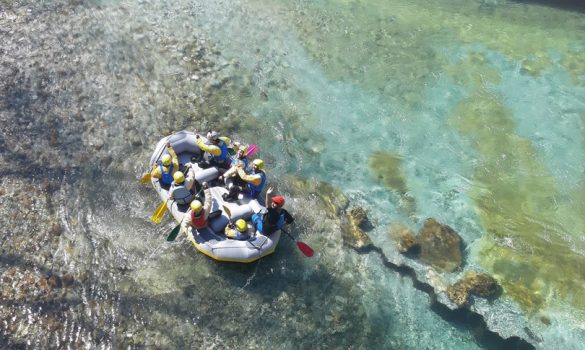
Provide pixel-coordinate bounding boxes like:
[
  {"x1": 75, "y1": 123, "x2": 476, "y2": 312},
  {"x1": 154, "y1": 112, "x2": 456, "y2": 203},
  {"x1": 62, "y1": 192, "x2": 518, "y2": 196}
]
[{"x1": 509, "y1": 0, "x2": 585, "y2": 13}]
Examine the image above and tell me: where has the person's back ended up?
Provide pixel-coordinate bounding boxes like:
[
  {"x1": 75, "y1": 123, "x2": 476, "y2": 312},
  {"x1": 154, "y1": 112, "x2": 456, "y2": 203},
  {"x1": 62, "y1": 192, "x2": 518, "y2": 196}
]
[
  {"x1": 169, "y1": 170, "x2": 195, "y2": 205},
  {"x1": 194, "y1": 131, "x2": 230, "y2": 169},
  {"x1": 262, "y1": 205, "x2": 293, "y2": 235},
  {"x1": 151, "y1": 142, "x2": 179, "y2": 187},
  {"x1": 225, "y1": 219, "x2": 253, "y2": 240}
]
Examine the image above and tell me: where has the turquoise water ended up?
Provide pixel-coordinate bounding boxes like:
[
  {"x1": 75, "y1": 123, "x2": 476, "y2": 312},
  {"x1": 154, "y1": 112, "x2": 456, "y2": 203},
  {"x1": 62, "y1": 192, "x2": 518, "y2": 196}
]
[
  {"x1": 2, "y1": 0, "x2": 585, "y2": 348},
  {"x1": 178, "y1": 0, "x2": 585, "y2": 346}
]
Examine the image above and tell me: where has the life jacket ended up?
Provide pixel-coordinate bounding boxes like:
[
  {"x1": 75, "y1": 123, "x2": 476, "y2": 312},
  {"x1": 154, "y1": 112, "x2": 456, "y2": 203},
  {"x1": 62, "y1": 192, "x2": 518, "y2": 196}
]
[
  {"x1": 247, "y1": 170, "x2": 266, "y2": 199},
  {"x1": 191, "y1": 210, "x2": 207, "y2": 228},
  {"x1": 252, "y1": 210, "x2": 285, "y2": 235},
  {"x1": 159, "y1": 162, "x2": 174, "y2": 185},
  {"x1": 170, "y1": 184, "x2": 193, "y2": 205},
  {"x1": 211, "y1": 139, "x2": 229, "y2": 164},
  {"x1": 266, "y1": 210, "x2": 286, "y2": 231}
]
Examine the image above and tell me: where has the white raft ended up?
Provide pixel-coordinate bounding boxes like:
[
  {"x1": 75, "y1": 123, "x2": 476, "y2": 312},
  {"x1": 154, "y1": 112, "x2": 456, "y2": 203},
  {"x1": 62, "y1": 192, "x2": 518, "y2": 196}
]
[{"x1": 149, "y1": 130, "x2": 281, "y2": 263}]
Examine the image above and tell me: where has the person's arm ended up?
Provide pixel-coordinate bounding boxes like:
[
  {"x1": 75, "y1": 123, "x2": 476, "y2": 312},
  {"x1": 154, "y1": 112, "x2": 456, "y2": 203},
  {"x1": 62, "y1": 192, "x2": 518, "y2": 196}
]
[
  {"x1": 185, "y1": 165, "x2": 196, "y2": 190},
  {"x1": 265, "y1": 186, "x2": 274, "y2": 208},
  {"x1": 166, "y1": 143, "x2": 179, "y2": 168},
  {"x1": 222, "y1": 165, "x2": 237, "y2": 179},
  {"x1": 150, "y1": 165, "x2": 162, "y2": 179},
  {"x1": 219, "y1": 136, "x2": 232, "y2": 148},
  {"x1": 168, "y1": 185, "x2": 176, "y2": 200},
  {"x1": 195, "y1": 135, "x2": 222, "y2": 156},
  {"x1": 181, "y1": 210, "x2": 192, "y2": 234},
  {"x1": 237, "y1": 168, "x2": 262, "y2": 186},
  {"x1": 202, "y1": 183, "x2": 212, "y2": 220}
]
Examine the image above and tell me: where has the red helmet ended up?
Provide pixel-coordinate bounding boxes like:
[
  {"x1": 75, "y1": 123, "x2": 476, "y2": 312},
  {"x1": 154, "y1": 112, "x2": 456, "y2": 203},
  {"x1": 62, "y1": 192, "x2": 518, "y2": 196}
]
[{"x1": 272, "y1": 196, "x2": 285, "y2": 206}]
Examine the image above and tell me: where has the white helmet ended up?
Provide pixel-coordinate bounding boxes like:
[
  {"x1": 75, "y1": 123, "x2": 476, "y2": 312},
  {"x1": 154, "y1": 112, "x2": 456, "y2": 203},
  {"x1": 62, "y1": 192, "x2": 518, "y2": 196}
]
[{"x1": 206, "y1": 131, "x2": 219, "y2": 141}]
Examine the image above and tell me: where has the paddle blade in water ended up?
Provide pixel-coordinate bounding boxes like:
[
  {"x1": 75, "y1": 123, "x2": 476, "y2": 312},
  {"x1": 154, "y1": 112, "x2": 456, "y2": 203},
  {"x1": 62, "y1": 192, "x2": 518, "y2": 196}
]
[
  {"x1": 151, "y1": 200, "x2": 168, "y2": 224},
  {"x1": 140, "y1": 172, "x2": 151, "y2": 184},
  {"x1": 166, "y1": 224, "x2": 181, "y2": 241},
  {"x1": 297, "y1": 241, "x2": 314, "y2": 257}
]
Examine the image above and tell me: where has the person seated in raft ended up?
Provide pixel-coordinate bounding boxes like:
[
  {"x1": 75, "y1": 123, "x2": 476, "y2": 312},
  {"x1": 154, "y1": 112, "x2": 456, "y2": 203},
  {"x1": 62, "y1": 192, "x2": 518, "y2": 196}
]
[
  {"x1": 251, "y1": 186, "x2": 294, "y2": 236},
  {"x1": 218, "y1": 145, "x2": 250, "y2": 199},
  {"x1": 150, "y1": 142, "x2": 179, "y2": 189},
  {"x1": 168, "y1": 168, "x2": 196, "y2": 206},
  {"x1": 221, "y1": 158, "x2": 266, "y2": 202},
  {"x1": 224, "y1": 219, "x2": 254, "y2": 240},
  {"x1": 194, "y1": 131, "x2": 231, "y2": 170},
  {"x1": 230, "y1": 143, "x2": 249, "y2": 169},
  {"x1": 180, "y1": 182, "x2": 212, "y2": 233}
]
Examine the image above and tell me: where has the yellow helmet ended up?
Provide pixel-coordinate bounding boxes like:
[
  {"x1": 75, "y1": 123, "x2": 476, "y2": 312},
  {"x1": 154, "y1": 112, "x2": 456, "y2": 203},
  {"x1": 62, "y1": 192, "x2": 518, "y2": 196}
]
[
  {"x1": 173, "y1": 171, "x2": 185, "y2": 184},
  {"x1": 235, "y1": 219, "x2": 247, "y2": 232},
  {"x1": 190, "y1": 200, "x2": 203, "y2": 213},
  {"x1": 252, "y1": 159, "x2": 264, "y2": 170},
  {"x1": 161, "y1": 154, "x2": 172, "y2": 166}
]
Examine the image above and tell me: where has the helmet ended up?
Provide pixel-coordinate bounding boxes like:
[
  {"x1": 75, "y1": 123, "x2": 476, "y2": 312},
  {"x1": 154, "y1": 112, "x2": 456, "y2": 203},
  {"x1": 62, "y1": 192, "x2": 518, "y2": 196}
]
[
  {"x1": 190, "y1": 200, "x2": 203, "y2": 213},
  {"x1": 206, "y1": 131, "x2": 219, "y2": 141},
  {"x1": 252, "y1": 159, "x2": 264, "y2": 170},
  {"x1": 272, "y1": 196, "x2": 285, "y2": 206},
  {"x1": 161, "y1": 154, "x2": 172, "y2": 166},
  {"x1": 173, "y1": 171, "x2": 185, "y2": 184},
  {"x1": 235, "y1": 219, "x2": 247, "y2": 232},
  {"x1": 240, "y1": 145, "x2": 248, "y2": 154}
]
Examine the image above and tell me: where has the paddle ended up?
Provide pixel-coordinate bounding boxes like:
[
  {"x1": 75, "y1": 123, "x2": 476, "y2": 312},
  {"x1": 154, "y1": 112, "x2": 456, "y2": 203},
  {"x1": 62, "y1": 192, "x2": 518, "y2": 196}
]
[
  {"x1": 222, "y1": 205, "x2": 234, "y2": 225},
  {"x1": 246, "y1": 144, "x2": 258, "y2": 157},
  {"x1": 166, "y1": 224, "x2": 181, "y2": 241},
  {"x1": 282, "y1": 228, "x2": 314, "y2": 257},
  {"x1": 140, "y1": 172, "x2": 151, "y2": 184},
  {"x1": 150, "y1": 199, "x2": 168, "y2": 224}
]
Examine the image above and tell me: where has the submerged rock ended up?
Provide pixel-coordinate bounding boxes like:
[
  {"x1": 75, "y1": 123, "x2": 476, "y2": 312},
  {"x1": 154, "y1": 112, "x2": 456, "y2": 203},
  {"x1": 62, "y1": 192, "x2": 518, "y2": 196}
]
[
  {"x1": 287, "y1": 176, "x2": 349, "y2": 218},
  {"x1": 368, "y1": 151, "x2": 416, "y2": 214},
  {"x1": 341, "y1": 207, "x2": 372, "y2": 251},
  {"x1": 348, "y1": 207, "x2": 369, "y2": 230},
  {"x1": 447, "y1": 272, "x2": 501, "y2": 307},
  {"x1": 418, "y1": 218, "x2": 463, "y2": 272},
  {"x1": 50, "y1": 223, "x2": 62, "y2": 237},
  {"x1": 388, "y1": 223, "x2": 420, "y2": 255}
]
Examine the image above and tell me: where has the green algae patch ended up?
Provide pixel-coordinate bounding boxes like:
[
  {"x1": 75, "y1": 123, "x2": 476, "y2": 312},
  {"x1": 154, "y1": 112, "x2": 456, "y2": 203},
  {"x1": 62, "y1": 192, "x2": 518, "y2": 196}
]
[
  {"x1": 286, "y1": 175, "x2": 349, "y2": 218},
  {"x1": 443, "y1": 51, "x2": 501, "y2": 89},
  {"x1": 368, "y1": 151, "x2": 415, "y2": 214},
  {"x1": 450, "y1": 93, "x2": 585, "y2": 312},
  {"x1": 561, "y1": 51, "x2": 585, "y2": 87}
]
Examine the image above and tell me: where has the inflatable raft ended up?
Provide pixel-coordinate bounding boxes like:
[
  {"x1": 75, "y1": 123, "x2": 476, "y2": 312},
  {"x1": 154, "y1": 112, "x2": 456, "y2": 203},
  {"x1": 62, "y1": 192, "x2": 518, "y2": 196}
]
[{"x1": 148, "y1": 130, "x2": 281, "y2": 263}]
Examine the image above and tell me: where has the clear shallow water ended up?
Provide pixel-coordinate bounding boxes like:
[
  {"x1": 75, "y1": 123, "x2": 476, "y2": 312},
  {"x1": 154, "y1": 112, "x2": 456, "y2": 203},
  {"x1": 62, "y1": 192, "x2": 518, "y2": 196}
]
[{"x1": 1, "y1": 0, "x2": 585, "y2": 349}]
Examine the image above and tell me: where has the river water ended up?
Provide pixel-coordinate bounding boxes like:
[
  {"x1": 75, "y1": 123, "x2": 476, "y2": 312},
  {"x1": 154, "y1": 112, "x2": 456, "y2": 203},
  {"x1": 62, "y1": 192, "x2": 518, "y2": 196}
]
[{"x1": 1, "y1": 0, "x2": 584, "y2": 349}]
